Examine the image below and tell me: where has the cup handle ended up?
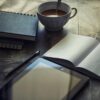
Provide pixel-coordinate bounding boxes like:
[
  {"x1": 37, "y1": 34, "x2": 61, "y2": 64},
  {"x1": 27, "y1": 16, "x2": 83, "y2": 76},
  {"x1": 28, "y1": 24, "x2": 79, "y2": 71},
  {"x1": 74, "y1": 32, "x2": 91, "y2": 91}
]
[{"x1": 69, "y1": 8, "x2": 77, "y2": 19}]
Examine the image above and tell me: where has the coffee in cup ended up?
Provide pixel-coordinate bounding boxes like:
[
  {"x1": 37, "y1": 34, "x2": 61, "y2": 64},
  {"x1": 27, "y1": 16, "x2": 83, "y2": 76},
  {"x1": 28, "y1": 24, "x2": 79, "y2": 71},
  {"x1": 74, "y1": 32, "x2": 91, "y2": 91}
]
[{"x1": 42, "y1": 9, "x2": 66, "y2": 17}]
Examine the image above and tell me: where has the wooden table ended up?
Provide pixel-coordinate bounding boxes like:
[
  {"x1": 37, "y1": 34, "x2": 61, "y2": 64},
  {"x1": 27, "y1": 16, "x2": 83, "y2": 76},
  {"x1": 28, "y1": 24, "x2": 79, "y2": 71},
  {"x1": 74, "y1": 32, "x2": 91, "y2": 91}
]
[{"x1": 0, "y1": 0, "x2": 100, "y2": 100}]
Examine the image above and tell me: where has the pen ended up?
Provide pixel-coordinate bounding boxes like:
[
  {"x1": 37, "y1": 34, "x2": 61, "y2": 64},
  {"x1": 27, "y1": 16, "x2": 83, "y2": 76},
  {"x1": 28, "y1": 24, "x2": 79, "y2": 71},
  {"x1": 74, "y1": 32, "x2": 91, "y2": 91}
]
[{"x1": 5, "y1": 50, "x2": 40, "y2": 78}]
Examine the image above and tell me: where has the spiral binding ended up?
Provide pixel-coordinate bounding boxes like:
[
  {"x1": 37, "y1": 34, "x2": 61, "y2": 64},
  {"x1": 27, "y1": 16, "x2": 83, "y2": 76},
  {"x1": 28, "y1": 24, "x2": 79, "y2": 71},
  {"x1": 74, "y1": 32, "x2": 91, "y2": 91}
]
[{"x1": 0, "y1": 10, "x2": 36, "y2": 17}]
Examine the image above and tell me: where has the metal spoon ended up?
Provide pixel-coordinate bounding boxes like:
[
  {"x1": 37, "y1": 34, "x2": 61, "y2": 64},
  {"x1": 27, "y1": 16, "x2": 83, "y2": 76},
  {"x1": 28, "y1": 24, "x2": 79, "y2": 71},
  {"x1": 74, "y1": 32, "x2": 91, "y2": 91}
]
[{"x1": 56, "y1": 0, "x2": 62, "y2": 11}]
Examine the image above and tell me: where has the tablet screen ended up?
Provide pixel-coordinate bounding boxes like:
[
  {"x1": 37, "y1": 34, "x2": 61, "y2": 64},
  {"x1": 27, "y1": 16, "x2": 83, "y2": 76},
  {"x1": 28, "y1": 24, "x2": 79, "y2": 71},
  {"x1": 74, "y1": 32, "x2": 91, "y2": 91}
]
[{"x1": 8, "y1": 58, "x2": 88, "y2": 100}]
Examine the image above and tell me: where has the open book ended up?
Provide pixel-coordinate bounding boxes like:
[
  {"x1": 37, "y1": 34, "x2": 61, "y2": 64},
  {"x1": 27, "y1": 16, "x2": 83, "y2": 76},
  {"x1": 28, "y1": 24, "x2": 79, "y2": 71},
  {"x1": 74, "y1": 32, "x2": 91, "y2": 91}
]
[{"x1": 44, "y1": 34, "x2": 100, "y2": 79}]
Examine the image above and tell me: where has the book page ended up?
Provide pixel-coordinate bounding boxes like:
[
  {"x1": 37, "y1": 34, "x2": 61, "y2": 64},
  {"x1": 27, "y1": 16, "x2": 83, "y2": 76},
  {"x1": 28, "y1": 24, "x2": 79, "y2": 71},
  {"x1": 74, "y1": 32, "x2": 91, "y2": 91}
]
[
  {"x1": 78, "y1": 44, "x2": 100, "y2": 76},
  {"x1": 44, "y1": 34, "x2": 99, "y2": 65}
]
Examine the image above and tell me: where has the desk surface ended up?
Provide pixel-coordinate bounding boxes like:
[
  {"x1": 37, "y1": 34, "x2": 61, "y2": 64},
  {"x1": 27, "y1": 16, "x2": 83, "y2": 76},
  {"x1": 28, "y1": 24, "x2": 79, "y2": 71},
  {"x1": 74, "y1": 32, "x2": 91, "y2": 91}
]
[{"x1": 0, "y1": 0, "x2": 100, "y2": 100}]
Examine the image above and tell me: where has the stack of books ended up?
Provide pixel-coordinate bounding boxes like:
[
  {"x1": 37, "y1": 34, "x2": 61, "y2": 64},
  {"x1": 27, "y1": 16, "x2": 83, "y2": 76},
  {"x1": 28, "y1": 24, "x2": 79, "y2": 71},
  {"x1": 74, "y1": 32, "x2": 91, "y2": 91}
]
[{"x1": 0, "y1": 11, "x2": 38, "y2": 49}]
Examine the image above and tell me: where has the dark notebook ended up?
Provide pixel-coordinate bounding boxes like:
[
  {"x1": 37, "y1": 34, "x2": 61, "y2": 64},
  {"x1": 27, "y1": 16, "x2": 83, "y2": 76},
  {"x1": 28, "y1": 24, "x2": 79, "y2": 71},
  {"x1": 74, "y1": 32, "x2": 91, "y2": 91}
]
[{"x1": 0, "y1": 11, "x2": 38, "y2": 41}]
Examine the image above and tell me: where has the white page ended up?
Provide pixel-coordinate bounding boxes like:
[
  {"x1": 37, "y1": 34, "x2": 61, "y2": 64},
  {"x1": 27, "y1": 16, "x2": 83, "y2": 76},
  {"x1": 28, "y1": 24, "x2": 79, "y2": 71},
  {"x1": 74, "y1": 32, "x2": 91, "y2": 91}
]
[
  {"x1": 44, "y1": 34, "x2": 99, "y2": 65},
  {"x1": 78, "y1": 44, "x2": 100, "y2": 76}
]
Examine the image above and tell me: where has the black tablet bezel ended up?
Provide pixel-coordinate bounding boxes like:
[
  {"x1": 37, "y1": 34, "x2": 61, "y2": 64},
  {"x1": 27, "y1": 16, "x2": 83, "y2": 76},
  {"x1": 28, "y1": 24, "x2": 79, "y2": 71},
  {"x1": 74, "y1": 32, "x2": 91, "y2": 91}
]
[{"x1": 8, "y1": 58, "x2": 89, "y2": 100}]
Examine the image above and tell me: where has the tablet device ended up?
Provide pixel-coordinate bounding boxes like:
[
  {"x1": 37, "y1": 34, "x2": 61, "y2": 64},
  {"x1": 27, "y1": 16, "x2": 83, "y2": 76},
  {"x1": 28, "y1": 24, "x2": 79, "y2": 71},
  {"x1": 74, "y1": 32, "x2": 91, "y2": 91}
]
[{"x1": 7, "y1": 58, "x2": 89, "y2": 100}]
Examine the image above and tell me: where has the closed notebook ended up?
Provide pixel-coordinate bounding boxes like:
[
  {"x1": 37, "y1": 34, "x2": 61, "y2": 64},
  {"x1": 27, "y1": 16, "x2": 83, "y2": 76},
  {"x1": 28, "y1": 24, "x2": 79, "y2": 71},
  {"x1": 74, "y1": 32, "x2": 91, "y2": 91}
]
[{"x1": 0, "y1": 11, "x2": 38, "y2": 41}]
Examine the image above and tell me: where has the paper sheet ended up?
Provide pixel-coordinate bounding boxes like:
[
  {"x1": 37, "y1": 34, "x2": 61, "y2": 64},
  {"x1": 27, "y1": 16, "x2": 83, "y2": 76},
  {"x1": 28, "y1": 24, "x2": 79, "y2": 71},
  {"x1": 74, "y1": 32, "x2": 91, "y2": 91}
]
[{"x1": 44, "y1": 34, "x2": 99, "y2": 65}]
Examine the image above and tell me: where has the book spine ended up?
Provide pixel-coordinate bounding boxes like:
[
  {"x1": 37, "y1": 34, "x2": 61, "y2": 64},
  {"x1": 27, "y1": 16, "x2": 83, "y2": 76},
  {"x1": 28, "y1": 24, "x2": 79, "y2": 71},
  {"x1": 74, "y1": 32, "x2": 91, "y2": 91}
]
[
  {"x1": 0, "y1": 42, "x2": 23, "y2": 50},
  {"x1": 0, "y1": 38, "x2": 24, "y2": 50}
]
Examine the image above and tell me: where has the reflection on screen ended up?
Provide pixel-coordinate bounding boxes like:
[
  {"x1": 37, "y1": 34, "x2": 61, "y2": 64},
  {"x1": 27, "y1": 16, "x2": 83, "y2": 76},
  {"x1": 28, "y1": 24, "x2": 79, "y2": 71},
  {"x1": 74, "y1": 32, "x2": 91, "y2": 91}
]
[{"x1": 11, "y1": 62, "x2": 80, "y2": 100}]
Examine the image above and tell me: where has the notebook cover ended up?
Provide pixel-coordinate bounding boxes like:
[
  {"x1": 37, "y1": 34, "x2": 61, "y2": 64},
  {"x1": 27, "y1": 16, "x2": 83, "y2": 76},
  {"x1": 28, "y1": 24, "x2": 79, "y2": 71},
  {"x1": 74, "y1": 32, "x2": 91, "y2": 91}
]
[{"x1": 0, "y1": 11, "x2": 38, "y2": 41}]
